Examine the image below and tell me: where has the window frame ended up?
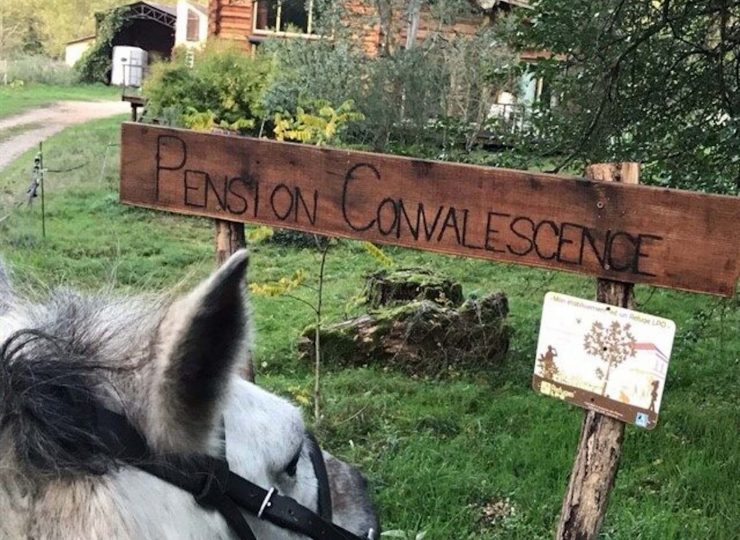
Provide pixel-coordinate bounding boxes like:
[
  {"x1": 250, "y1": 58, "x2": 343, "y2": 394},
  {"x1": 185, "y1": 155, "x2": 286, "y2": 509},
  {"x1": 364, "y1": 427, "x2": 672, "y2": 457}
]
[
  {"x1": 186, "y1": 9, "x2": 200, "y2": 42},
  {"x1": 252, "y1": 0, "x2": 318, "y2": 38}
]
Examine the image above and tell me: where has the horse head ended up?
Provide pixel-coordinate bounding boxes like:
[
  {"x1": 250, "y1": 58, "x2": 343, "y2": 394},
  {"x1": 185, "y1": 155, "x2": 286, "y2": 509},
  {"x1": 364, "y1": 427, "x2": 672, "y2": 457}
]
[{"x1": 0, "y1": 251, "x2": 378, "y2": 539}]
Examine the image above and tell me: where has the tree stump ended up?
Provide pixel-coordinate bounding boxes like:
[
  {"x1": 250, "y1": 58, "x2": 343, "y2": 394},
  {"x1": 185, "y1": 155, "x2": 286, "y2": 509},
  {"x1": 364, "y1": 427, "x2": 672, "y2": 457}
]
[
  {"x1": 364, "y1": 268, "x2": 464, "y2": 308},
  {"x1": 299, "y1": 292, "x2": 509, "y2": 377}
]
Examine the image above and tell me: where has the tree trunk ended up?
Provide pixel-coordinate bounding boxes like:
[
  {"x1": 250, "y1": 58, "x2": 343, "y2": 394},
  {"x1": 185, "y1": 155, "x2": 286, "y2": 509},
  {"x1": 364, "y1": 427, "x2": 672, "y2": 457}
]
[
  {"x1": 405, "y1": 0, "x2": 422, "y2": 50},
  {"x1": 556, "y1": 162, "x2": 638, "y2": 540},
  {"x1": 215, "y1": 219, "x2": 255, "y2": 383}
]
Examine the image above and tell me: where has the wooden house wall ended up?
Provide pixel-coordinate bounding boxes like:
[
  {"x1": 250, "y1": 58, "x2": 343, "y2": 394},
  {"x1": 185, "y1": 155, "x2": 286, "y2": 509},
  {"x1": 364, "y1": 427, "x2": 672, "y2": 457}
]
[
  {"x1": 209, "y1": 0, "x2": 253, "y2": 50},
  {"x1": 207, "y1": 0, "x2": 492, "y2": 55}
]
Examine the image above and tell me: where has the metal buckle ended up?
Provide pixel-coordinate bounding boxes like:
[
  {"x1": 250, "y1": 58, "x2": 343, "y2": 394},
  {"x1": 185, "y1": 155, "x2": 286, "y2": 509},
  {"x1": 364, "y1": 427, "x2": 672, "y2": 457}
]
[{"x1": 257, "y1": 487, "x2": 277, "y2": 519}]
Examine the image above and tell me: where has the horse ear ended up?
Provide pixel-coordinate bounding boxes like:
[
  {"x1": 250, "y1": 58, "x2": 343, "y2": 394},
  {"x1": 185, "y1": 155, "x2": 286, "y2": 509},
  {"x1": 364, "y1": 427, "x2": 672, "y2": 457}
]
[{"x1": 150, "y1": 250, "x2": 249, "y2": 452}]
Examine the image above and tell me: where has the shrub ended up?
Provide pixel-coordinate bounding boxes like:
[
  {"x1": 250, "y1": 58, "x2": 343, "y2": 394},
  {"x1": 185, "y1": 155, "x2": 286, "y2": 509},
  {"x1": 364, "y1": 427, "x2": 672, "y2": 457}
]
[
  {"x1": 260, "y1": 23, "x2": 520, "y2": 154},
  {"x1": 3, "y1": 54, "x2": 76, "y2": 85},
  {"x1": 260, "y1": 39, "x2": 366, "y2": 120},
  {"x1": 143, "y1": 42, "x2": 271, "y2": 134},
  {"x1": 273, "y1": 99, "x2": 365, "y2": 145}
]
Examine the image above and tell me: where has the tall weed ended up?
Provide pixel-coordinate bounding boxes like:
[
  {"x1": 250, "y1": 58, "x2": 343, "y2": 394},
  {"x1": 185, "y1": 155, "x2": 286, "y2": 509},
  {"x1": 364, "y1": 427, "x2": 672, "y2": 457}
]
[{"x1": 2, "y1": 54, "x2": 76, "y2": 85}]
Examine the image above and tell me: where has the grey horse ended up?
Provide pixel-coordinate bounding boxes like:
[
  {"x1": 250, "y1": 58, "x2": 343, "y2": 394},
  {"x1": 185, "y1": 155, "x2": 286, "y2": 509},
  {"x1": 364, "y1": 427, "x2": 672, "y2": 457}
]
[{"x1": 0, "y1": 250, "x2": 378, "y2": 539}]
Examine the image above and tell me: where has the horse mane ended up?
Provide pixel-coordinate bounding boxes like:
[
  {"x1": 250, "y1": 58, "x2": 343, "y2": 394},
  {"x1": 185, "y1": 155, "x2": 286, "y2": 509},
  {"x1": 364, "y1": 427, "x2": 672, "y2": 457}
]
[{"x1": 0, "y1": 329, "x2": 122, "y2": 477}]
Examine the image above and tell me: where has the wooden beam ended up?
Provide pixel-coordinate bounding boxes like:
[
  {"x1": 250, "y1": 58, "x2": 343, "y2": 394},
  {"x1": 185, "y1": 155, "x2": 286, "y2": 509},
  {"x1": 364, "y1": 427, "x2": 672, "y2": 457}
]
[
  {"x1": 119, "y1": 124, "x2": 740, "y2": 296},
  {"x1": 555, "y1": 163, "x2": 637, "y2": 540}
]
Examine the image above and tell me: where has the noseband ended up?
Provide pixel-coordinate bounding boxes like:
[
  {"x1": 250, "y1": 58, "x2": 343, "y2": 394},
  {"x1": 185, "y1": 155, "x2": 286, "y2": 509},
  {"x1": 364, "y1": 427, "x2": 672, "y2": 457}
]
[{"x1": 95, "y1": 407, "x2": 367, "y2": 540}]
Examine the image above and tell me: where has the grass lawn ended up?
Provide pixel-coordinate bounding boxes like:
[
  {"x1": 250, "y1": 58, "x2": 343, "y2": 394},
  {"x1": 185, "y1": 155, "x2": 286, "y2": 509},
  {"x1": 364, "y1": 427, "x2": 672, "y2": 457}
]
[
  {"x1": 0, "y1": 83, "x2": 120, "y2": 119},
  {"x1": 0, "y1": 118, "x2": 737, "y2": 539}
]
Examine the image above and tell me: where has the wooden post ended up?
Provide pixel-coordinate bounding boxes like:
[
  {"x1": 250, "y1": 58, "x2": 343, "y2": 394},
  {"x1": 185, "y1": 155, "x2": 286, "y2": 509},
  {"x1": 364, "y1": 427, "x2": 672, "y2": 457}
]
[
  {"x1": 215, "y1": 219, "x2": 255, "y2": 383},
  {"x1": 556, "y1": 162, "x2": 639, "y2": 540}
]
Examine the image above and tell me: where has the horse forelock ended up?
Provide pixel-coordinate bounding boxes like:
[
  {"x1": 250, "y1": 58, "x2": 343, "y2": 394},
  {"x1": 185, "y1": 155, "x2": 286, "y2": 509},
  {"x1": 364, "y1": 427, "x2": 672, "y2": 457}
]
[{"x1": 0, "y1": 290, "x2": 166, "y2": 479}]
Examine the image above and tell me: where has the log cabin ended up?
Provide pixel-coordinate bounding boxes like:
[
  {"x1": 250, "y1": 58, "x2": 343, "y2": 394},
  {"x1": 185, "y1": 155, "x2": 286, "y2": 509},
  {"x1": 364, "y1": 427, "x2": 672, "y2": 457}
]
[{"x1": 207, "y1": 0, "x2": 534, "y2": 56}]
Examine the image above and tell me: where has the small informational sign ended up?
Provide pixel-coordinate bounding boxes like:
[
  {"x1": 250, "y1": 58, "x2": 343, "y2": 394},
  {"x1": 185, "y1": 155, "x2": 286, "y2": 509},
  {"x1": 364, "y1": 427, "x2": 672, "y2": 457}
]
[{"x1": 533, "y1": 292, "x2": 675, "y2": 429}]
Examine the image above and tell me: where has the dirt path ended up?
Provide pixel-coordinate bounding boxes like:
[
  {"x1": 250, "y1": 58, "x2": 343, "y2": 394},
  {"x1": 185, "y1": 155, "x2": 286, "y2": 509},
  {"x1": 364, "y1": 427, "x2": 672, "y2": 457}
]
[{"x1": 0, "y1": 100, "x2": 129, "y2": 170}]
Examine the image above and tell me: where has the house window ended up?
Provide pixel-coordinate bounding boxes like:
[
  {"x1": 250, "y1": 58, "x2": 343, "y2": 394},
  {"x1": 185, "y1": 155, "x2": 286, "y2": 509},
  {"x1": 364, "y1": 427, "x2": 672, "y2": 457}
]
[
  {"x1": 186, "y1": 9, "x2": 200, "y2": 42},
  {"x1": 254, "y1": 0, "x2": 315, "y2": 36}
]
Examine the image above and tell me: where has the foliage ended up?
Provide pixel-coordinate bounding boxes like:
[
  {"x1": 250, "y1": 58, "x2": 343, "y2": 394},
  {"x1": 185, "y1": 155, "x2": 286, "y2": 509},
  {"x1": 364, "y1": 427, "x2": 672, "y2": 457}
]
[
  {"x1": 362, "y1": 242, "x2": 395, "y2": 268},
  {"x1": 246, "y1": 226, "x2": 275, "y2": 244},
  {"x1": 260, "y1": 39, "x2": 365, "y2": 117},
  {"x1": 273, "y1": 99, "x2": 365, "y2": 145},
  {"x1": 0, "y1": 2, "x2": 46, "y2": 57},
  {"x1": 265, "y1": 229, "x2": 320, "y2": 248},
  {"x1": 0, "y1": 1, "x2": 154, "y2": 57},
  {"x1": 518, "y1": 0, "x2": 740, "y2": 193},
  {"x1": 75, "y1": 6, "x2": 130, "y2": 83},
  {"x1": 261, "y1": 8, "x2": 521, "y2": 153},
  {"x1": 143, "y1": 42, "x2": 270, "y2": 134},
  {"x1": 1, "y1": 54, "x2": 76, "y2": 86},
  {"x1": 249, "y1": 270, "x2": 306, "y2": 297}
]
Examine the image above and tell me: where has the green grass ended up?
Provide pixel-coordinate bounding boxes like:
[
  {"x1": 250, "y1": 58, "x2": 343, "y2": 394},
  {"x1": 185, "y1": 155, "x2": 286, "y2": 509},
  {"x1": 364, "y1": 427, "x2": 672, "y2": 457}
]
[
  {"x1": 0, "y1": 83, "x2": 120, "y2": 119},
  {"x1": 0, "y1": 118, "x2": 738, "y2": 539}
]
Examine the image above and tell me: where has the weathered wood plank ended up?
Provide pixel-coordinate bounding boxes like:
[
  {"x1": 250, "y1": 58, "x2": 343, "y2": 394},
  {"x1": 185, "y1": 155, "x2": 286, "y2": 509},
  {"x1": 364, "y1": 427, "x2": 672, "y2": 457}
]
[{"x1": 119, "y1": 123, "x2": 740, "y2": 296}]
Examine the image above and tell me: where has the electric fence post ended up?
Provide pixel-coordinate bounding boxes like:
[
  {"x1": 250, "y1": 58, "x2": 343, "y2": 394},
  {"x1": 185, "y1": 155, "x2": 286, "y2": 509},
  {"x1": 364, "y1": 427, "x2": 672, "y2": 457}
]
[
  {"x1": 39, "y1": 142, "x2": 46, "y2": 239},
  {"x1": 30, "y1": 143, "x2": 47, "y2": 239}
]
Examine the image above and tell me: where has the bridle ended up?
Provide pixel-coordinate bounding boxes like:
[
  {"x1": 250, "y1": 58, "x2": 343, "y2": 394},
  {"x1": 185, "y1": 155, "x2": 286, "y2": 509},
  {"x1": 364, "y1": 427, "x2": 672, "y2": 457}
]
[{"x1": 94, "y1": 407, "x2": 369, "y2": 540}]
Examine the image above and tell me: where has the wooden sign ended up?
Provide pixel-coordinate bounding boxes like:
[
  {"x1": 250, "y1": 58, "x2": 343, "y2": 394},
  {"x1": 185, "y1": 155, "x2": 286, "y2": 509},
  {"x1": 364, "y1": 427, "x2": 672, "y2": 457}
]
[
  {"x1": 119, "y1": 123, "x2": 740, "y2": 296},
  {"x1": 533, "y1": 292, "x2": 675, "y2": 429}
]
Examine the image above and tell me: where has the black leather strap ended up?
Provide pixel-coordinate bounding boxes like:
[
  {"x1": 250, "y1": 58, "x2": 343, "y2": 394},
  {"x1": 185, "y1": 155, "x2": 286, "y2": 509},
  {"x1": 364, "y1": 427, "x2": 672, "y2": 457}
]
[
  {"x1": 306, "y1": 431, "x2": 333, "y2": 522},
  {"x1": 225, "y1": 472, "x2": 362, "y2": 540},
  {"x1": 93, "y1": 407, "x2": 364, "y2": 540}
]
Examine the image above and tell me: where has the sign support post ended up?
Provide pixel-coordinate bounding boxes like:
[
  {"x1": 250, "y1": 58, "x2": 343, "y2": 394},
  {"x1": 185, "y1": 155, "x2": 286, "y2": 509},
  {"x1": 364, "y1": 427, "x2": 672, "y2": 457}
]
[
  {"x1": 215, "y1": 219, "x2": 246, "y2": 265},
  {"x1": 555, "y1": 163, "x2": 638, "y2": 539}
]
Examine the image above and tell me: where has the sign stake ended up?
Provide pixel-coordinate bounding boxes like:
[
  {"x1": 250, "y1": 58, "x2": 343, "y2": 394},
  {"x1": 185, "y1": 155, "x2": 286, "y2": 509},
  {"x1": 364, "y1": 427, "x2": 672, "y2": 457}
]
[{"x1": 555, "y1": 162, "x2": 638, "y2": 539}]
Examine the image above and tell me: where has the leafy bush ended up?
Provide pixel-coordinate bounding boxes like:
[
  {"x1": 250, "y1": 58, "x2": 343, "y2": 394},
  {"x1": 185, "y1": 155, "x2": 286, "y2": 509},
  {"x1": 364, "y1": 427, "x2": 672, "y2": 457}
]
[
  {"x1": 3, "y1": 54, "x2": 76, "y2": 85},
  {"x1": 261, "y1": 22, "x2": 520, "y2": 154},
  {"x1": 273, "y1": 99, "x2": 365, "y2": 145},
  {"x1": 260, "y1": 39, "x2": 366, "y2": 121},
  {"x1": 143, "y1": 42, "x2": 271, "y2": 134}
]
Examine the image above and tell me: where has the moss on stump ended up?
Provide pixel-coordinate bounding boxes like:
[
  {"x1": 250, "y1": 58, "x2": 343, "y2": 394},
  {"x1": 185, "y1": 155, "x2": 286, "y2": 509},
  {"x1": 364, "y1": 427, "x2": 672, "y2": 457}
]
[
  {"x1": 363, "y1": 268, "x2": 464, "y2": 308},
  {"x1": 300, "y1": 292, "x2": 509, "y2": 377}
]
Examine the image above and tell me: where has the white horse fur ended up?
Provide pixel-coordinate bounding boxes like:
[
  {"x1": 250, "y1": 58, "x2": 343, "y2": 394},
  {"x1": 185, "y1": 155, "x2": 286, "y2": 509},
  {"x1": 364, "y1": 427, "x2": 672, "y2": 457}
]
[{"x1": 0, "y1": 251, "x2": 378, "y2": 539}]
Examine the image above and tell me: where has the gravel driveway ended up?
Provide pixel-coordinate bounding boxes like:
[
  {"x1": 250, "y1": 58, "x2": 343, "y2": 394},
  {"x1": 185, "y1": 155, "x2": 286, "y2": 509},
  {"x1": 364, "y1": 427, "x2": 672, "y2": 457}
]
[{"x1": 0, "y1": 100, "x2": 130, "y2": 170}]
